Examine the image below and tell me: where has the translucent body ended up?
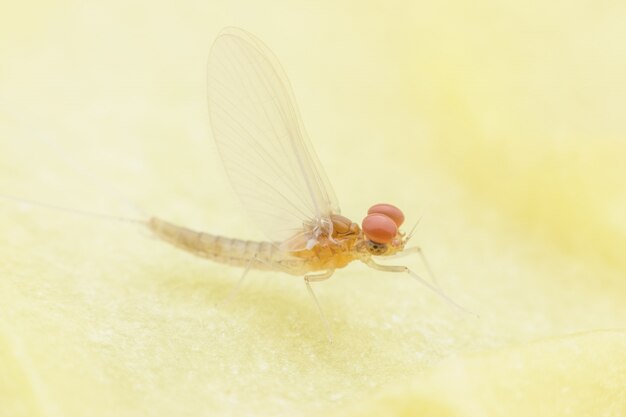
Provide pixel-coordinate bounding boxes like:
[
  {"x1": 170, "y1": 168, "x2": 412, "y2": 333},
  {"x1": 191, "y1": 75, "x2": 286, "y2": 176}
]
[{"x1": 148, "y1": 216, "x2": 405, "y2": 276}]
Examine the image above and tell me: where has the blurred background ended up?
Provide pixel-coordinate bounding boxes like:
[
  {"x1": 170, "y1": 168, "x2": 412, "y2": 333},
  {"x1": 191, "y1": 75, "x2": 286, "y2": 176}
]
[{"x1": 1, "y1": 1, "x2": 625, "y2": 416}]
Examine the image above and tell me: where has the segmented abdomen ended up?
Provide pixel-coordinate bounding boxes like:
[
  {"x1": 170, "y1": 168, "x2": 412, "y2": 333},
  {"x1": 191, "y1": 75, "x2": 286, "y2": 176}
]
[{"x1": 148, "y1": 217, "x2": 307, "y2": 275}]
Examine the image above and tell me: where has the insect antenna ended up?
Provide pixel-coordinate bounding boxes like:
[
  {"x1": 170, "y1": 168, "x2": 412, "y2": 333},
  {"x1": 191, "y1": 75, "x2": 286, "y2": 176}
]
[{"x1": 405, "y1": 215, "x2": 423, "y2": 242}]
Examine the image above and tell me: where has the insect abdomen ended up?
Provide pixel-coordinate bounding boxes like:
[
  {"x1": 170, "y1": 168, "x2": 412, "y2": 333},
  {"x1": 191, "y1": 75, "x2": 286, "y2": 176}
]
[{"x1": 148, "y1": 217, "x2": 303, "y2": 273}]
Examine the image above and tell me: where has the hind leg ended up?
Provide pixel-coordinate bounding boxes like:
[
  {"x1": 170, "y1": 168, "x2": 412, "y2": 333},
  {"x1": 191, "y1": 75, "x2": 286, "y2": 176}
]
[{"x1": 304, "y1": 270, "x2": 335, "y2": 343}]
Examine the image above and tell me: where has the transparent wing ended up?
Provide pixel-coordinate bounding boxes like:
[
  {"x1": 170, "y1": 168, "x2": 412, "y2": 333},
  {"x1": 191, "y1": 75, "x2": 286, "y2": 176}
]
[{"x1": 207, "y1": 27, "x2": 340, "y2": 249}]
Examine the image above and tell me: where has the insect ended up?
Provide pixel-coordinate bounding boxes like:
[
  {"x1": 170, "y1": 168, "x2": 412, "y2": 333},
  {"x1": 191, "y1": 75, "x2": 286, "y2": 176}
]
[
  {"x1": 1, "y1": 28, "x2": 467, "y2": 341},
  {"x1": 152, "y1": 28, "x2": 467, "y2": 337}
]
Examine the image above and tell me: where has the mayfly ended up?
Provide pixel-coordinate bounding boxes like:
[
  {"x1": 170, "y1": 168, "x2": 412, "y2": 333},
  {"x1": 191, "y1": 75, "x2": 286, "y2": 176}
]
[{"x1": 2, "y1": 28, "x2": 468, "y2": 341}]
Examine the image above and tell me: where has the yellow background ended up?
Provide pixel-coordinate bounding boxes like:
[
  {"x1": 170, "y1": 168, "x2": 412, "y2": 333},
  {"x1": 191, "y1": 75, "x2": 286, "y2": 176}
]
[{"x1": 1, "y1": 1, "x2": 626, "y2": 416}]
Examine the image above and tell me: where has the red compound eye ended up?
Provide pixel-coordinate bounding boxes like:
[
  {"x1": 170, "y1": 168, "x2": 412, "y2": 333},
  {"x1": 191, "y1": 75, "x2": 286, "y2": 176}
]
[
  {"x1": 367, "y1": 203, "x2": 405, "y2": 227},
  {"x1": 362, "y1": 213, "x2": 397, "y2": 244}
]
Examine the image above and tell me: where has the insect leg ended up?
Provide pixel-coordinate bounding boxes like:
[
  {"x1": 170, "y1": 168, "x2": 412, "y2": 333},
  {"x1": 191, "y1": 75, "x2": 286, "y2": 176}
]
[
  {"x1": 391, "y1": 246, "x2": 441, "y2": 290},
  {"x1": 220, "y1": 254, "x2": 257, "y2": 305},
  {"x1": 363, "y1": 258, "x2": 476, "y2": 317},
  {"x1": 304, "y1": 270, "x2": 335, "y2": 343}
]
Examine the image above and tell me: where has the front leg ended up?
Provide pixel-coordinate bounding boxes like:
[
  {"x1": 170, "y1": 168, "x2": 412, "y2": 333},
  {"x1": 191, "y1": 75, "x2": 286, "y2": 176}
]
[
  {"x1": 362, "y1": 258, "x2": 474, "y2": 316},
  {"x1": 384, "y1": 246, "x2": 440, "y2": 288},
  {"x1": 304, "y1": 270, "x2": 335, "y2": 343}
]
